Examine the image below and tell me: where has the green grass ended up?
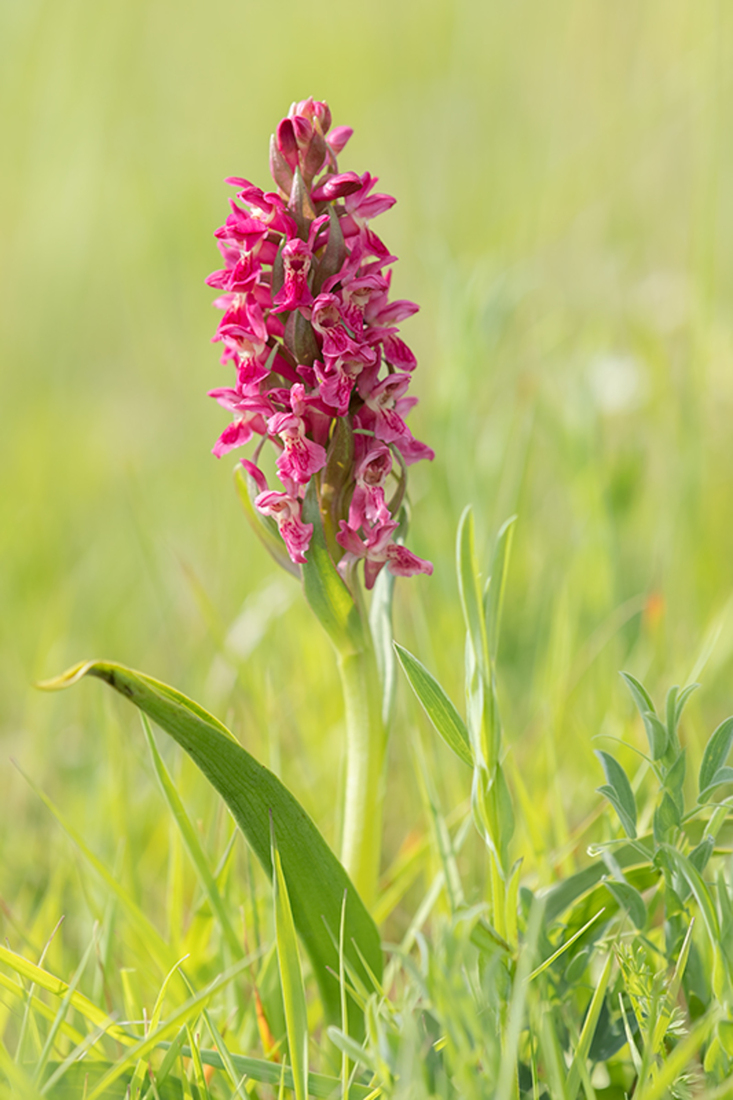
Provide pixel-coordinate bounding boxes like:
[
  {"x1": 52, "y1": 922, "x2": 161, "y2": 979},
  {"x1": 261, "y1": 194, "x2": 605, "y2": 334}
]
[{"x1": 2, "y1": 0, "x2": 733, "y2": 1095}]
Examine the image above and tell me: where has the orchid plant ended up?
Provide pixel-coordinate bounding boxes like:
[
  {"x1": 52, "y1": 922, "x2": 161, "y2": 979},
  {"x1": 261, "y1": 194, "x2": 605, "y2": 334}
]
[{"x1": 207, "y1": 97, "x2": 433, "y2": 905}]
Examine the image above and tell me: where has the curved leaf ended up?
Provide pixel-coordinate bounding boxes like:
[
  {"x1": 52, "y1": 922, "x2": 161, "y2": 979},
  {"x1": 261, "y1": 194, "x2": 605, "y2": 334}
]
[
  {"x1": 595, "y1": 751, "x2": 637, "y2": 838},
  {"x1": 699, "y1": 715, "x2": 733, "y2": 796},
  {"x1": 394, "y1": 643, "x2": 472, "y2": 767},
  {"x1": 38, "y1": 660, "x2": 382, "y2": 1027}
]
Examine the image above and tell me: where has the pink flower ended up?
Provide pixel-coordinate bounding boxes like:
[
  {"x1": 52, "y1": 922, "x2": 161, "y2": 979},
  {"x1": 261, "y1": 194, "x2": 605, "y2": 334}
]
[
  {"x1": 348, "y1": 445, "x2": 393, "y2": 530},
  {"x1": 360, "y1": 373, "x2": 413, "y2": 444},
  {"x1": 268, "y1": 383, "x2": 327, "y2": 485},
  {"x1": 255, "y1": 489, "x2": 313, "y2": 564},
  {"x1": 336, "y1": 519, "x2": 433, "y2": 589},
  {"x1": 273, "y1": 239, "x2": 314, "y2": 312}
]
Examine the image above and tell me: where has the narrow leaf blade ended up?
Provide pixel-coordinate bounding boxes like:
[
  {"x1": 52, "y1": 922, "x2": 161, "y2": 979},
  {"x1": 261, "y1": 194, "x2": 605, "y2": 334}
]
[{"x1": 394, "y1": 644, "x2": 472, "y2": 767}]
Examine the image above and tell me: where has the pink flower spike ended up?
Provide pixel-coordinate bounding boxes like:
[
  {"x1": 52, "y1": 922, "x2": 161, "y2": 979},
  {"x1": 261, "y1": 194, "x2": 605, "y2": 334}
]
[{"x1": 255, "y1": 490, "x2": 313, "y2": 564}]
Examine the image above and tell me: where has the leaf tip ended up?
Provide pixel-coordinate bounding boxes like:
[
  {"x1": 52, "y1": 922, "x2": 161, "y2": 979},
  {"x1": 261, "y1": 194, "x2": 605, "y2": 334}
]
[{"x1": 35, "y1": 661, "x2": 97, "y2": 692}]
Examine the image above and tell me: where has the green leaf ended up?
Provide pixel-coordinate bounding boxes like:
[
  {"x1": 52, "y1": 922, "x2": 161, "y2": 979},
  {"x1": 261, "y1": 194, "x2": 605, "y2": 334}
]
[
  {"x1": 394, "y1": 643, "x2": 472, "y2": 767},
  {"x1": 484, "y1": 515, "x2": 517, "y2": 662},
  {"x1": 620, "y1": 671, "x2": 656, "y2": 717},
  {"x1": 142, "y1": 716, "x2": 243, "y2": 959},
  {"x1": 621, "y1": 673, "x2": 668, "y2": 757},
  {"x1": 662, "y1": 846, "x2": 721, "y2": 944},
  {"x1": 664, "y1": 750, "x2": 686, "y2": 810},
  {"x1": 643, "y1": 710, "x2": 669, "y2": 760},
  {"x1": 604, "y1": 881, "x2": 646, "y2": 930},
  {"x1": 653, "y1": 793, "x2": 681, "y2": 843},
  {"x1": 370, "y1": 566, "x2": 397, "y2": 728},
  {"x1": 37, "y1": 661, "x2": 382, "y2": 1027},
  {"x1": 271, "y1": 821, "x2": 308, "y2": 1100},
  {"x1": 301, "y1": 481, "x2": 362, "y2": 653},
  {"x1": 234, "y1": 465, "x2": 299, "y2": 578},
  {"x1": 595, "y1": 751, "x2": 637, "y2": 838},
  {"x1": 699, "y1": 716, "x2": 733, "y2": 796},
  {"x1": 674, "y1": 682, "x2": 700, "y2": 728},
  {"x1": 699, "y1": 766, "x2": 733, "y2": 803},
  {"x1": 457, "y1": 507, "x2": 489, "y2": 677},
  {"x1": 689, "y1": 835, "x2": 715, "y2": 875},
  {"x1": 566, "y1": 952, "x2": 613, "y2": 1100}
]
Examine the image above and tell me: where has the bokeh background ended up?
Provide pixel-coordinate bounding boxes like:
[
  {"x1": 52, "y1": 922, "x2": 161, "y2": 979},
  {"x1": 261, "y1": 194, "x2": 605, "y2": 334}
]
[{"x1": 2, "y1": 0, "x2": 733, "y2": 972}]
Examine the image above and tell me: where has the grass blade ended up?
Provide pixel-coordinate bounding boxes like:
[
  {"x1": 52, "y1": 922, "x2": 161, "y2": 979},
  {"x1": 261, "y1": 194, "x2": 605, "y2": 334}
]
[{"x1": 271, "y1": 817, "x2": 309, "y2": 1100}]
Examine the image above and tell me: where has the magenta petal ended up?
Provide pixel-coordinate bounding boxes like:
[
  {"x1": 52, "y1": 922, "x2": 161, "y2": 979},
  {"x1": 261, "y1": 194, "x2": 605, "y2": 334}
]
[{"x1": 386, "y1": 544, "x2": 433, "y2": 578}]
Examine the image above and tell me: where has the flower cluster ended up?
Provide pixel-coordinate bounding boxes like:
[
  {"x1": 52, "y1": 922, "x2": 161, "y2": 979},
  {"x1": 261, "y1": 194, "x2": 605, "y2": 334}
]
[{"x1": 208, "y1": 98, "x2": 433, "y2": 589}]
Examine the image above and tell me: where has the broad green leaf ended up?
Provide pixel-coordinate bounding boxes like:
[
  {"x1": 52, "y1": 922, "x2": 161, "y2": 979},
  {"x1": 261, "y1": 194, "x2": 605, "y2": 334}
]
[
  {"x1": 604, "y1": 881, "x2": 646, "y2": 930},
  {"x1": 699, "y1": 716, "x2": 733, "y2": 796},
  {"x1": 301, "y1": 480, "x2": 362, "y2": 653},
  {"x1": 394, "y1": 643, "x2": 472, "y2": 767},
  {"x1": 143, "y1": 716, "x2": 243, "y2": 959},
  {"x1": 271, "y1": 822, "x2": 309, "y2": 1100},
  {"x1": 595, "y1": 751, "x2": 637, "y2": 838},
  {"x1": 485, "y1": 515, "x2": 517, "y2": 662},
  {"x1": 234, "y1": 464, "x2": 299, "y2": 579},
  {"x1": 457, "y1": 507, "x2": 489, "y2": 676},
  {"x1": 38, "y1": 660, "x2": 382, "y2": 1027}
]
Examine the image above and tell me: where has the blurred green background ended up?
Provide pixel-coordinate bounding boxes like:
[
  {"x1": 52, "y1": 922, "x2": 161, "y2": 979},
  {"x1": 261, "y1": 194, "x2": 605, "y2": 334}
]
[{"x1": 2, "y1": 0, "x2": 733, "y2": 974}]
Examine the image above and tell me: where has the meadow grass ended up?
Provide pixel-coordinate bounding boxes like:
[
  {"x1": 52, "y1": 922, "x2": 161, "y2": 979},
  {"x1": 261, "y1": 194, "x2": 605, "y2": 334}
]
[{"x1": 2, "y1": 1, "x2": 733, "y2": 1095}]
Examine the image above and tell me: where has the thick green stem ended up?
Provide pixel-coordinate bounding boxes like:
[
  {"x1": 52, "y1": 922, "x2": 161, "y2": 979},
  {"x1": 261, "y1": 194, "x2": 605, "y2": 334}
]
[{"x1": 337, "y1": 642, "x2": 386, "y2": 909}]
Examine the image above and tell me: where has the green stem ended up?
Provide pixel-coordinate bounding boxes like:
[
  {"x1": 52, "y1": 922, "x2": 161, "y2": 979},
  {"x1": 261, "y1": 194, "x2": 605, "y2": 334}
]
[{"x1": 337, "y1": 637, "x2": 386, "y2": 910}]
